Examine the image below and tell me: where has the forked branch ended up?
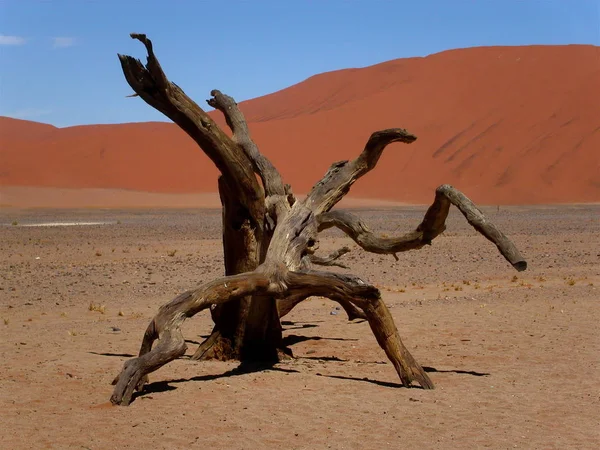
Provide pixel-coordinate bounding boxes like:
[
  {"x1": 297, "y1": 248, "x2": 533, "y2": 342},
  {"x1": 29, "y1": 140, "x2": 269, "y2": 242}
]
[{"x1": 307, "y1": 129, "x2": 417, "y2": 214}]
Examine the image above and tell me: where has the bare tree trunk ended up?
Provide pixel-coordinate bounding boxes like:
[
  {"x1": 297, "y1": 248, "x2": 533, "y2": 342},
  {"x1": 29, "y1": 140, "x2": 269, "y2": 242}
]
[
  {"x1": 194, "y1": 175, "x2": 282, "y2": 362},
  {"x1": 194, "y1": 176, "x2": 259, "y2": 360}
]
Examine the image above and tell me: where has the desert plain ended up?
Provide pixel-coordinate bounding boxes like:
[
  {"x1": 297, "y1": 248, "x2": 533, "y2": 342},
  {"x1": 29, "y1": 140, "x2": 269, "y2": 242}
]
[{"x1": 0, "y1": 203, "x2": 598, "y2": 449}]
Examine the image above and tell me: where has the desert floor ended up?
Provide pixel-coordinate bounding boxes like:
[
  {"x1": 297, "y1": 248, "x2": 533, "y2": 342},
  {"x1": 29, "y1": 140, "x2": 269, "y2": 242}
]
[{"x1": 0, "y1": 205, "x2": 598, "y2": 449}]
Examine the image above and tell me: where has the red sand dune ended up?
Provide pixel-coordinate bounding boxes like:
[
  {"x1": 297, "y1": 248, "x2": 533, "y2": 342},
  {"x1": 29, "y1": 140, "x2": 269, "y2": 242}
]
[{"x1": 1, "y1": 44, "x2": 599, "y2": 206}]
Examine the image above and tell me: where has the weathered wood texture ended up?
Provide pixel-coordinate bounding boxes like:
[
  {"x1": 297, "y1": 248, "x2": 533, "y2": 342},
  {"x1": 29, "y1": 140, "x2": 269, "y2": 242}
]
[
  {"x1": 307, "y1": 246, "x2": 351, "y2": 269},
  {"x1": 119, "y1": 34, "x2": 264, "y2": 221},
  {"x1": 318, "y1": 185, "x2": 527, "y2": 271},
  {"x1": 208, "y1": 90, "x2": 290, "y2": 218},
  {"x1": 110, "y1": 34, "x2": 527, "y2": 405}
]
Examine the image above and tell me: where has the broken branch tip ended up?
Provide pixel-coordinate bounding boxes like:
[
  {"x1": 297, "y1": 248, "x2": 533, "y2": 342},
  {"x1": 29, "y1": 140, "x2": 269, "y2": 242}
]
[{"x1": 513, "y1": 261, "x2": 527, "y2": 272}]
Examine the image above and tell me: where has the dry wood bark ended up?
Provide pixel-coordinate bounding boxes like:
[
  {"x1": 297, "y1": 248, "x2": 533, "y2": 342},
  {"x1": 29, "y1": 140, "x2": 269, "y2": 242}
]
[
  {"x1": 317, "y1": 185, "x2": 526, "y2": 270},
  {"x1": 110, "y1": 34, "x2": 527, "y2": 405},
  {"x1": 306, "y1": 246, "x2": 351, "y2": 269}
]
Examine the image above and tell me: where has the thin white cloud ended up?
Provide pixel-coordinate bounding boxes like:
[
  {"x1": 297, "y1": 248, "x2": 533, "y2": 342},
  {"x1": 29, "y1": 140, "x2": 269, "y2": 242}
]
[
  {"x1": 0, "y1": 35, "x2": 27, "y2": 46},
  {"x1": 4, "y1": 108, "x2": 53, "y2": 119},
  {"x1": 52, "y1": 36, "x2": 76, "y2": 48}
]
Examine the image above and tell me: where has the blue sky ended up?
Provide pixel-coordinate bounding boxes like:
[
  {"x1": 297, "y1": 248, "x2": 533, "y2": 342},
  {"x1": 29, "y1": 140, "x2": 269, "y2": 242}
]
[{"x1": 1, "y1": 0, "x2": 599, "y2": 127}]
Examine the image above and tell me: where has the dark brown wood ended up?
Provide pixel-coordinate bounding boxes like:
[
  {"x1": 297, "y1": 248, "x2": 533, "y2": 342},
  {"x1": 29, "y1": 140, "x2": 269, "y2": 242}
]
[
  {"x1": 206, "y1": 93, "x2": 286, "y2": 360},
  {"x1": 110, "y1": 33, "x2": 528, "y2": 406},
  {"x1": 192, "y1": 173, "x2": 282, "y2": 362},
  {"x1": 191, "y1": 328, "x2": 224, "y2": 360},
  {"x1": 194, "y1": 176, "x2": 259, "y2": 360}
]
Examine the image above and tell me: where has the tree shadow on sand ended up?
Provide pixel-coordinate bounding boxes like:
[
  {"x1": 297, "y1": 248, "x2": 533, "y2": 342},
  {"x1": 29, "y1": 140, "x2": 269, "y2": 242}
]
[
  {"x1": 131, "y1": 363, "x2": 299, "y2": 402},
  {"x1": 92, "y1": 344, "x2": 490, "y2": 403},
  {"x1": 422, "y1": 366, "x2": 490, "y2": 377},
  {"x1": 89, "y1": 351, "x2": 136, "y2": 358},
  {"x1": 282, "y1": 334, "x2": 358, "y2": 347},
  {"x1": 128, "y1": 360, "x2": 490, "y2": 402},
  {"x1": 315, "y1": 366, "x2": 490, "y2": 389}
]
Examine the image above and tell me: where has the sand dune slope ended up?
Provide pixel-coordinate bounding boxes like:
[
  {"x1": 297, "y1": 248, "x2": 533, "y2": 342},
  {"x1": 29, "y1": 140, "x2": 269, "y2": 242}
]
[{"x1": 1, "y1": 45, "x2": 599, "y2": 206}]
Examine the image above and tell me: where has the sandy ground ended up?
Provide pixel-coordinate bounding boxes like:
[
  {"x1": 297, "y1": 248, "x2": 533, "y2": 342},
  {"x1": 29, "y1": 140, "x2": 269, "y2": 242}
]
[{"x1": 0, "y1": 205, "x2": 598, "y2": 449}]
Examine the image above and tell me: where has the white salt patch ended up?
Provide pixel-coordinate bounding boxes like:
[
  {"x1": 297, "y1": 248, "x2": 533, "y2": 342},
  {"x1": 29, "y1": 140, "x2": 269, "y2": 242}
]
[{"x1": 18, "y1": 221, "x2": 114, "y2": 227}]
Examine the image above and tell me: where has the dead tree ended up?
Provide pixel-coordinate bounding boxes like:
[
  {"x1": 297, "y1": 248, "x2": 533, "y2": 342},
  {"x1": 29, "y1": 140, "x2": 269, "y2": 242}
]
[{"x1": 110, "y1": 34, "x2": 527, "y2": 406}]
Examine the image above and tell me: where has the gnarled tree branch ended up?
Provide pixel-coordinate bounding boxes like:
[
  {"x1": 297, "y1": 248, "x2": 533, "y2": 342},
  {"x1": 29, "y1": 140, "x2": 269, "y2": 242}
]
[
  {"x1": 286, "y1": 270, "x2": 431, "y2": 387},
  {"x1": 207, "y1": 90, "x2": 290, "y2": 206},
  {"x1": 111, "y1": 271, "x2": 274, "y2": 405},
  {"x1": 318, "y1": 184, "x2": 526, "y2": 271},
  {"x1": 306, "y1": 246, "x2": 351, "y2": 269},
  {"x1": 432, "y1": 185, "x2": 526, "y2": 271},
  {"x1": 306, "y1": 129, "x2": 416, "y2": 214},
  {"x1": 118, "y1": 33, "x2": 264, "y2": 221},
  {"x1": 111, "y1": 265, "x2": 432, "y2": 405}
]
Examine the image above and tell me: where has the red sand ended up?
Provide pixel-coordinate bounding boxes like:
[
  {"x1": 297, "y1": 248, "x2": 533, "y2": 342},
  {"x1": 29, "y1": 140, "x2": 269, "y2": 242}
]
[
  {"x1": 0, "y1": 206, "x2": 598, "y2": 448},
  {"x1": 2, "y1": 45, "x2": 599, "y2": 207}
]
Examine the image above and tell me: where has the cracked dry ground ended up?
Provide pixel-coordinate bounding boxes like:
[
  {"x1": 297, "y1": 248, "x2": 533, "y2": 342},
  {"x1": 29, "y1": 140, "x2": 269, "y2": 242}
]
[{"x1": 1, "y1": 205, "x2": 598, "y2": 449}]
